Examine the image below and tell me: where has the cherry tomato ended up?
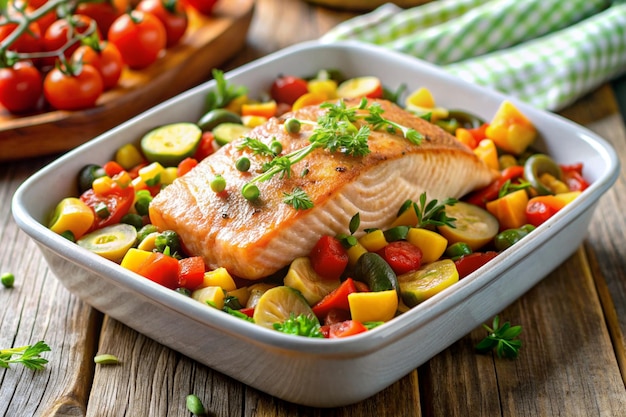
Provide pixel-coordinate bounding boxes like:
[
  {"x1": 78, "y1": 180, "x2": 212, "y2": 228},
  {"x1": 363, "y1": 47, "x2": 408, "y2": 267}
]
[
  {"x1": 309, "y1": 235, "x2": 349, "y2": 280},
  {"x1": 560, "y1": 163, "x2": 590, "y2": 192},
  {"x1": 108, "y1": 10, "x2": 167, "y2": 69},
  {"x1": 525, "y1": 195, "x2": 566, "y2": 227},
  {"x1": 193, "y1": 131, "x2": 218, "y2": 160},
  {"x1": 43, "y1": 15, "x2": 101, "y2": 67},
  {"x1": 0, "y1": 61, "x2": 43, "y2": 113},
  {"x1": 184, "y1": 0, "x2": 219, "y2": 15},
  {"x1": 376, "y1": 240, "x2": 422, "y2": 275},
  {"x1": 454, "y1": 252, "x2": 498, "y2": 279},
  {"x1": 137, "y1": 251, "x2": 180, "y2": 289},
  {"x1": 75, "y1": 0, "x2": 129, "y2": 37},
  {"x1": 72, "y1": 42, "x2": 124, "y2": 90},
  {"x1": 43, "y1": 64, "x2": 104, "y2": 110},
  {"x1": 0, "y1": 21, "x2": 42, "y2": 53},
  {"x1": 270, "y1": 75, "x2": 309, "y2": 105},
  {"x1": 80, "y1": 184, "x2": 135, "y2": 231},
  {"x1": 135, "y1": 0, "x2": 188, "y2": 47}
]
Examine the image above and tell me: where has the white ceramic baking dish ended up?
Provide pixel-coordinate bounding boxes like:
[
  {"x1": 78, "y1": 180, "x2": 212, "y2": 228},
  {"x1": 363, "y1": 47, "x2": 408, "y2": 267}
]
[{"x1": 12, "y1": 41, "x2": 620, "y2": 407}]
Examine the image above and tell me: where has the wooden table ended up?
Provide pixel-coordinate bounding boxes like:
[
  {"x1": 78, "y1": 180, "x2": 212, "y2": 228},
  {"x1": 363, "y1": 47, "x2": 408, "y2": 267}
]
[{"x1": 2, "y1": 1, "x2": 626, "y2": 416}]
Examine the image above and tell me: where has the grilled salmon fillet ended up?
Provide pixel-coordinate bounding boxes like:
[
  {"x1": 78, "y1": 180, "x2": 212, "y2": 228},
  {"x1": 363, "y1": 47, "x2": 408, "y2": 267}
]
[{"x1": 149, "y1": 98, "x2": 497, "y2": 280}]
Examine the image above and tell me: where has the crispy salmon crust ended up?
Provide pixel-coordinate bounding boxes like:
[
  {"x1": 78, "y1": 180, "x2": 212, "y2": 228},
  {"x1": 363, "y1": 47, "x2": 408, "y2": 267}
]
[{"x1": 149, "y1": 99, "x2": 497, "y2": 279}]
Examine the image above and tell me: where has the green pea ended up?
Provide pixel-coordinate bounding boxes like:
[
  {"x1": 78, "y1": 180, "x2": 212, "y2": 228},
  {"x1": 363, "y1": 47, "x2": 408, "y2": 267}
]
[
  {"x1": 270, "y1": 140, "x2": 283, "y2": 154},
  {"x1": 137, "y1": 224, "x2": 158, "y2": 243},
  {"x1": 155, "y1": 230, "x2": 181, "y2": 253},
  {"x1": 121, "y1": 213, "x2": 144, "y2": 230},
  {"x1": 186, "y1": 394, "x2": 206, "y2": 416},
  {"x1": 210, "y1": 175, "x2": 226, "y2": 193},
  {"x1": 134, "y1": 190, "x2": 153, "y2": 216},
  {"x1": 242, "y1": 183, "x2": 260, "y2": 201},
  {"x1": 494, "y1": 227, "x2": 532, "y2": 251},
  {"x1": 445, "y1": 242, "x2": 473, "y2": 260},
  {"x1": 284, "y1": 118, "x2": 301, "y2": 134},
  {"x1": 1, "y1": 272, "x2": 15, "y2": 288},
  {"x1": 236, "y1": 157, "x2": 251, "y2": 172}
]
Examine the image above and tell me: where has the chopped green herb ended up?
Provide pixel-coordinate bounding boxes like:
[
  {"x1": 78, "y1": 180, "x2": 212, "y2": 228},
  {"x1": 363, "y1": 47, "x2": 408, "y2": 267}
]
[
  {"x1": 0, "y1": 341, "x2": 50, "y2": 370},
  {"x1": 223, "y1": 306, "x2": 254, "y2": 322},
  {"x1": 283, "y1": 187, "x2": 313, "y2": 210},
  {"x1": 273, "y1": 313, "x2": 324, "y2": 338},
  {"x1": 498, "y1": 178, "x2": 531, "y2": 198}
]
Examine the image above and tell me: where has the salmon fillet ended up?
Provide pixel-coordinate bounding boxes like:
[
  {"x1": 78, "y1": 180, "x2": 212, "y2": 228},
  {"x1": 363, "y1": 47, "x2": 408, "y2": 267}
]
[{"x1": 149, "y1": 98, "x2": 497, "y2": 280}]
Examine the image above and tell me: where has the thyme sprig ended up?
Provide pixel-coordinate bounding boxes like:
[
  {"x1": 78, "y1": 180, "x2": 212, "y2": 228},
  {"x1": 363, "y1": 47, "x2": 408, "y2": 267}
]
[
  {"x1": 399, "y1": 192, "x2": 457, "y2": 228},
  {"x1": 238, "y1": 98, "x2": 424, "y2": 208}
]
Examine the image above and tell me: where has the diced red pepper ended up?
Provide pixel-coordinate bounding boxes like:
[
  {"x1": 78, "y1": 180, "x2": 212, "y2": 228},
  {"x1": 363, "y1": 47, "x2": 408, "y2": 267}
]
[
  {"x1": 194, "y1": 131, "x2": 218, "y2": 161},
  {"x1": 467, "y1": 123, "x2": 489, "y2": 142},
  {"x1": 465, "y1": 165, "x2": 525, "y2": 208},
  {"x1": 312, "y1": 278, "x2": 358, "y2": 319},
  {"x1": 321, "y1": 308, "x2": 351, "y2": 326},
  {"x1": 177, "y1": 256, "x2": 205, "y2": 290},
  {"x1": 239, "y1": 307, "x2": 255, "y2": 318},
  {"x1": 327, "y1": 320, "x2": 368, "y2": 338},
  {"x1": 137, "y1": 252, "x2": 180, "y2": 289},
  {"x1": 309, "y1": 235, "x2": 349, "y2": 280},
  {"x1": 103, "y1": 160, "x2": 125, "y2": 177},
  {"x1": 177, "y1": 157, "x2": 198, "y2": 177},
  {"x1": 454, "y1": 251, "x2": 498, "y2": 279},
  {"x1": 376, "y1": 240, "x2": 422, "y2": 275}
]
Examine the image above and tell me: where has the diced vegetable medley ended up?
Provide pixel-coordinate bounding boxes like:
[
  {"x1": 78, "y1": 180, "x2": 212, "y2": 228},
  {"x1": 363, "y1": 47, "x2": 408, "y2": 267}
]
[{"x1": 47, "y1": 69, "x2": 590, "y2": 339}]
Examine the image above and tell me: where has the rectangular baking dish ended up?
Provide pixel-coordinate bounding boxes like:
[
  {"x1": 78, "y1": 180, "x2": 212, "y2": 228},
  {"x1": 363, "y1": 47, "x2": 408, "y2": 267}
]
[{"x1": 12, "y1": 41, "x2": 620, "y2": 407}]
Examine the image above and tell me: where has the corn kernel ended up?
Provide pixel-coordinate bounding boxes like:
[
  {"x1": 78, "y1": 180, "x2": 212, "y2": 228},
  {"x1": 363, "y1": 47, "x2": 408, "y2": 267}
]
[{"x1": 115, "y1": 143, "x2": 144, "y2": 170}]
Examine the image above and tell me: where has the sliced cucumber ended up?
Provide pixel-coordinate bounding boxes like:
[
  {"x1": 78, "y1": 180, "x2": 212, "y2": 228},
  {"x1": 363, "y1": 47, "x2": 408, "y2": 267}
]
[
  {"x1": 212, "y1": 122, "x2": 252, "y2": 146},
  {"x1": 437, "y1": 202, "x2": 499, "y2": 251},
  {"x1": 140, "y1": 122, "x2": 202, "y2": 167},
  {"x1": 398, "y1": 259, "x2": 459, "y2": 307},
  {"x1": 252, "y1": 286, "x2": 316, "y2": 330},
  {"x1": 197, "y1": 108, "x2": 242, "y2": 131},
  {"x1": 77, "y1": 223, "x2": 138, "y2": 263},
  {"x1": 353, "y1": 252, "x2": 399, "y2": 296},
  {"x1": 283, "y1": 257, "x2": 339, "y2": 305}
]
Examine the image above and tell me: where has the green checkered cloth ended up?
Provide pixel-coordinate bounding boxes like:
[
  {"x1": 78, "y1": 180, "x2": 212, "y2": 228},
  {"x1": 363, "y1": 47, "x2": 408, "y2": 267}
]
[{"x1": 320, "y1": 0, "x2": 626, "y2": 111}]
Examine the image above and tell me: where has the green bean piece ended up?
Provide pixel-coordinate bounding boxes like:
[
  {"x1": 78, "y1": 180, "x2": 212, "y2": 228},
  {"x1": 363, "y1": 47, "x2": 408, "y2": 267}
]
[
  {"x1": 186, "y1": 394, "x2": 206, "y2": 416},
  {"x1": 236, "y1": 157, "x2": 251, "y2": 172},
  {"x1": 242, "y1": 183, "x2": 260, "y2": 200},
  {"x1": 1, "y1": 272, "x2": 15, "y2": 288},
  {"x1": 210, "y1": 175, "x2": 226, "y2": 193},
  {"x1": 284, "y1": 118, "x2": 301, "y2": 134},
  {"x1": 94, "y1": 354, "x2": 119, "y2": 365}
]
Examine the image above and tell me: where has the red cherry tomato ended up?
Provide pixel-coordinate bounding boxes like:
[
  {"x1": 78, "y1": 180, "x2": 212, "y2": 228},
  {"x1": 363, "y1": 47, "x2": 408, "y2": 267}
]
[
  {"x1": 72, "y1": 42, "x2": 124, "y2": 90},
  {"x1": 0, "y1": 21, "x2": 42, "y2": 53},
  {"x1": 137, "y1": 251, "x2": 180, "y2": 289},
  {"x1": 270, "y1": 75, "x2": 309, "y2": 105},
  {"x1": 525, "y1": 195, "x2": 566, "y2": 227},
  {"x1": 135, "y1": 0, "x2": 188, "y2": 47},
  {"x1": 75, "y1": 0, "x2": 129, "y2": 37},
  {"x1": 0, "y1": 61, "x2": 43, "y2": 113},
  {"x1": 193, "y1": 131, "x2": 218, "y2": 160},
  {"x1": 43, "y1": 64, "x2": 104, "y2": 110},
  {"x1": 80, "y1": 185, "x2": 135, "y2": 231},
  {"x1": 560, "y1": 163, "x2": 590, "y2": 192},
  {"x1": 184, "y1": 0, "x2": 219, "y2": 15},
  {"x1": 309, "y1": 235, "x2": 349, "y2": 280},
  {"x1": 43, "y1": 15, "x2": 101, "y2": 67},
  {"x1": 454, "y1": 251, "x2": 498, "y2": 279},
  {"x1": 108, "y1": 11, "x2": 167, "y2": 69},
  {"x1": 376, "y1": 240, "x2": 422, "y2": 275}
]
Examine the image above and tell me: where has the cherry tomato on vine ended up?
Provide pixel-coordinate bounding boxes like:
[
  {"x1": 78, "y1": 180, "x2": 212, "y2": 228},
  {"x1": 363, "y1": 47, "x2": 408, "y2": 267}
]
[
  {"x1": 135, "y1": 0, "x2": 188, "y2": 47},
  {"x1": 75, "y1": 0, "x2": 130, "y2": 38},
  {"x1": 270, "y1": 75, "x2": 309, "y2": 105},
  {"x1": 108, "y1": 11, "x2": 166, "y2": 70},
  {"x1": 43, "y1": 15, "x2": 101, "y2": 67},
  {"x1": 44, "y1": 64, "x2": 104, "y2": 110},
  {"x1": 0, "y1": 21, "x2": 42, "y2": 53},
  {"x1": 183, "y1": 0, "x2": 219, "y2": 16},
  {"x1": 0, "y1": 61, "x2": 43, "y2": 113},
  {"x1": 72, "y1": 42, "x2": 124, "y2": 90}
]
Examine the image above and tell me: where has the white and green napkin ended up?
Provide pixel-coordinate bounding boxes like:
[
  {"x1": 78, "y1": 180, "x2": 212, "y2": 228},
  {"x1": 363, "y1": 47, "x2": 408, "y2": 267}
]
[{"x1": 320, "y1": 0, "x2": 626, "y2": 111}]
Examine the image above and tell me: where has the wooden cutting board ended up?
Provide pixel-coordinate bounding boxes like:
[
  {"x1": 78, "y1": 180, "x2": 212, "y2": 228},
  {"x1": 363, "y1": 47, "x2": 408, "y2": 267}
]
[
  {"x1": 0, "y1": 0, "x2": 255, "y2": 162},
  {"x1": 306, "y1": 0, "x2": 430, "y2": 11}
]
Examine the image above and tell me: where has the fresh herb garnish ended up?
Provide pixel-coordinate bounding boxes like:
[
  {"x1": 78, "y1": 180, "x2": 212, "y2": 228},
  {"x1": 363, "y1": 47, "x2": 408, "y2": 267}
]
[
  {"x1": 237, "y1": 137, "x2": 277, "y2": 157},
  {"x1": 498, "y1": 178, "x2": 531, "y2": 198},
  {"x1": 408, "y1": 192, "x2": 458, "y2": 228},
  {"x1": 0, "y1": 341, "x2": 51, "y2": 370},
  {"x1": 475, "y1": 315, "x2": 522, "y2": 359},
  {"x1": 283, "y1": 187, "x2": 314, "y2": 210},
  {"x1": 204, "y1": 69, "x2": 247, "y2": 113},
  {"x1": 223, "y1": 306, "x2": 254, "y2": 323},
  {"x1": 273, "y1": 313, "x2": 324, "y2": 338}
]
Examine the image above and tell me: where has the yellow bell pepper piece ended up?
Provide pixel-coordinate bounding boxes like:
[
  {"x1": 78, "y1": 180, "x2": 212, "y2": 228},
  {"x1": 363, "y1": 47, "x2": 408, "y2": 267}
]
[
  {"x1": 120, "y1": 248, "x2": 153, "y2": 273},
  {"x1": 473, "y1": 139, "x2": 499, "y2": 170},
  {"x1": 485, "y1": 100, "x2": 537, "y2": 155},
  {"x1": 292, "y1": 92, "x2": 326, "y2": 112},
  {"x1": 241, "y1": 100, "x2": 277, "y2": 119},
  {"x1": 347, "y1": 241, "x2": 368, "y2": 267},
  {"x1": 406, "y1": 228, "x2": 448, "y2": 264},
  {"x1": 405, "y1": 87, "x2": 435, "y2": 108},
  {"x1": 224, "y1": 94, "x2": 248, "y2": 114},
  {"x1": 48, "y1": 197, "x2": 95, "y2": 239},
  {"x1": 455, "y1": 127, "x2": 477, "y2": 149},
  {"x1": 138, "y1": 162, "x2": 165, "y2": 184},
  {"x1": 554, "y1": 191, "x2": 582, "y2": 205},
  {"x1": 115, "y1": 143, "x2": 144, "y2": 170},
  {"x1": 137, "y1": 232, "x2": 159, "y2": 252},
  {"x1": 160, "y1": 167, "x2": 178, "y2": 185},
  {"x1": 192, "y1": 286, "x2": 225, "y2": 309},
  {"x1": 539, "y1": 173, "x2": 570, "y2": 194},
  {"x1": 390, "y1": 206, "x2": 418, "y2": 228},
  {"x1": 358, "y1": 229, "x2": 388, "y2": 252},
  {"x1": 485, "y1": 189, "x2": 529, "y2": 230},
  {"x1": 307, "y1": 79, "x2": 337, "y2": 99},
  {"x1": 348, "y1": 289, "x2": 398, "y2": 322},
  {"x1": 241, "y1": 115, "x2": 268, "y2": 128},
  {"x1": 201, "y1": 267, "x2": 237, "y2": 292}
]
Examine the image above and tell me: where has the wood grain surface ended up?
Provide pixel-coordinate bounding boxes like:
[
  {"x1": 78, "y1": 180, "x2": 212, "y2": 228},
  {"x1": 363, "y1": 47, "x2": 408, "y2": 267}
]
[{"x1": 1, "y1": 1, "x2": 626, "y2": 416}]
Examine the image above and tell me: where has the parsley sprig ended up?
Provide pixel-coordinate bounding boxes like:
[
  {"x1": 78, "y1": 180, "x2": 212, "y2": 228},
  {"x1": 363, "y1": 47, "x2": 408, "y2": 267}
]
[
  {"x1": 0, "y1": 341, "x2": 51, "y2": 370},
  {"x1": 475, "y1": 315, "x2": 522, "y2": 359},
  {"x1": 283, "y1": 187, "x2": 314, "y2": 210},
  {"x1": 239, "y1": 98, "x2": 424, "y2": 208},
  {"x1": 273, "y1": 313, "x2": 324, "y2": 338},
  {"x1": 204, "y1": 69, "x2": 247, "y2": 113},
  {"x1": 399, "y1": 192, "x2": 458, "y2": 228}
]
